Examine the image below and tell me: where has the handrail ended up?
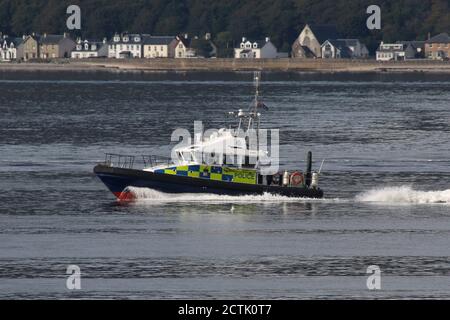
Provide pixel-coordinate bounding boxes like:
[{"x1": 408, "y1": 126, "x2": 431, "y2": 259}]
[
  {"x1": 103, "y1": 153, "x2": 135, "y2": 169},
  {"x1": 101, "y1": 153, "x2": 175, "y2": 169},
  {"x1": 142, "y1": 155, "x2": 173, "y2": 168}
]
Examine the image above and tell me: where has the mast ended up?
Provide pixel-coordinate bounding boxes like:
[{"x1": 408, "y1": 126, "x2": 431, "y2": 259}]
[{"x1": 248, "y1": 71, "x2": 261, "y2": 130}]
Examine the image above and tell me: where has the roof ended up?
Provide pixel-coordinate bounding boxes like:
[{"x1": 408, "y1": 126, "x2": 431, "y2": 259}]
[
  {"x1": 324, "y1": 39, "x2": 348, "y2": 48},
  {"x1": 109, "y1": 33, "x2": 149, "y2": 44},
  {"x1": 377, "y1": 43, "x2": 406, "y2": 52},
  {"x1": 40, "y1": 34, "x2": 68, "y2": 45},
  {"x1": 425, "y1": 33, "x2": 450, "y2": 43},
  {"x1": 2, "y1": 37, "x2": 24, "y2": 47},
  {"x1": 235, "y1": 39, "x2": 271, "y2": 49},
  {"x1": 307, "y1": 24, "x2": 340, "y2": 44},
  {"x1": 337, "y1": 38, "x2": 360, "y2": 47},
  {"x1": 396, "y1": 40, "x2": 425, "y2": 48},
  {"x1": 142, "y1": 36, "x2": 176, "y2": 45},
  {"x1": 177, "y1": 36, "x2": 192, "y2": 48},
  {"x1": 73, "y1": 39, "x2": 105, "y2": 52}
]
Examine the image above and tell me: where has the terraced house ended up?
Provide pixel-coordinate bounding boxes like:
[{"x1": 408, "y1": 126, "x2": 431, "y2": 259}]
[
  {"x1": 71, "y1": 38, "x2": 108, "y2": 59},
  {"x1": 425, "y1": 33, "x2": 450, "y2": 60},
  {"x1": 143, "y1": 36, "x2": 178, "y2": 58},
  {"x1": 39, "y1": 33, "x2": 76, "y2": 59},
  {"x1": 22, "y1": 34, "x2": 40, "y2": 60},
  {"x1": 108, "y1": 33, "x2": 145, "y2": 58}
]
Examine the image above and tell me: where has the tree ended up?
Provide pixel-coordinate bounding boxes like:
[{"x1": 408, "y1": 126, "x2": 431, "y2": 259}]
[{"x1": 214, "y1": 31, "x2": 233, "y2": 57}]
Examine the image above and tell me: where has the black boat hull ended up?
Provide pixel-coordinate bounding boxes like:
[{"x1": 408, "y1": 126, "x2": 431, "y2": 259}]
[{"x1": 94, "y1": 164, "x2": 324, "y2": 200}]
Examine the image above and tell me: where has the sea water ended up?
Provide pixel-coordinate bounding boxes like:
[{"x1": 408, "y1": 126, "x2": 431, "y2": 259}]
[{"x1": 0, "y1": 71, "x2": 449, "y2": 299}]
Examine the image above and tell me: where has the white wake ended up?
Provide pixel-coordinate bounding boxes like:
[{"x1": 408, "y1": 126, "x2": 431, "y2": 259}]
[
  {"x1": 124, "y1": 186, "x2": 450, "y2": 205},
  {"x1": 356, "y1": 186, "x2": 450, "y2": 204},
  {"x1": 125, "y1": 186, "x2": 338, "y2": 203}
]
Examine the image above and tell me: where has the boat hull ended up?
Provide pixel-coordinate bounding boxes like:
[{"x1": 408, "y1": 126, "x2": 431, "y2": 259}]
[{"x1": 94, "y1": 164, "x2": 324, "y2": 200}]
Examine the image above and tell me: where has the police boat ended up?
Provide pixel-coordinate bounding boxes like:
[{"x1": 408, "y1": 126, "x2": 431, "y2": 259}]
[{"x1": 94, "y1": 73, "x2": 324, "y2": 201}]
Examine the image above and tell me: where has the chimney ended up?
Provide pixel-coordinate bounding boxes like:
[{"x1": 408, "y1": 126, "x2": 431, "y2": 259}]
[
  {"x1": 103, "y1": 37, "x2": 107, "y2": 44},
  {"x1": 265, "y1": 37, "x2": 270, "y2": 43},
  {"x1": 44, "y1": 33, "x2": 47, "y2": 38},
  {"x1": 23, "y1": 34, "x2": 26, "y2": 40},
  {"x1": 428, "y1": 32, "x2": 431, "y2": 40},
  {"x1": 184, "y1": 33, "x2": 188, "y2": 39},
  {"x1": 63, "y1": 32, "x2": 67, "y2": 38},
  {"x1": 242, "y1": 37, "x2": 246, "y2": 42}
]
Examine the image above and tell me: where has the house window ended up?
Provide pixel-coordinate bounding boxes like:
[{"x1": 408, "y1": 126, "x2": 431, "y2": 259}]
[
  {"x1": 240, "y1": 43, "x2": 244, "y2": 48},
  {"x1": 253, "y1": 43, "x2": 257, "y2": 48},
  {"x1": 161, "y1": 46, "x2": 163, "y2": 51}
]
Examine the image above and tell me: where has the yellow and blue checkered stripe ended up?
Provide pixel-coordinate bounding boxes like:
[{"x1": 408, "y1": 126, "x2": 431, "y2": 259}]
[{"x1": 154, "y1": 165, "x2": 256, "y2": 184}]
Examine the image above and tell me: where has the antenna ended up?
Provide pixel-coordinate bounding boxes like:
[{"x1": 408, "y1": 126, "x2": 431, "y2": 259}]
[
  {"x1": 253, "y1": 71, "x2": 261, "y2": 105},
  {"x1": 248, "y1": 71, "x2": 261, "y2": 130},
  {"x1": 318, "y1": 159, "x2": 325, "y2": 174}
]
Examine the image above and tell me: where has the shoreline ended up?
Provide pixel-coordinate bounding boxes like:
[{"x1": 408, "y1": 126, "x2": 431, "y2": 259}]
[{"x1": 2, "y1": 58, "x2": 450, "y2": 74}]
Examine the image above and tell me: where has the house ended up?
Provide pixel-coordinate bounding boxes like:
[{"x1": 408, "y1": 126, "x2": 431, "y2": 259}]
[
  {"x1": 425, "y1": 33, "x2": 450, "y2": 59},
  {"x1": 376, "y1": 42, "x2": 412, "y2": 61},
  {"x1": 338, "y1": 39, "x2": 369, "y2": 58},
  {"x1": 71, "y1": 38, "x2": 108, "y2": 59},
  {"x1": 396, "y1": 41, "x2": 425, "y2": 59},
  {"x1": 0, "y1": 35, "x2": 24, "y2": 61},
  {"x1": 234, "y1": 37, "x2": 278, "y2": 59},
  {"x1": 321, "y1": 39, "x2": 369, "y2": 59},
  {"x1": 142, "y1": 36, "x2": 178, "y2": 58},
  {"x1": 175, "y1": 34, "x2": 196, "y2": 58},
  {"x1": 22, "y1": 34, "x2": 41, "y2": 60},
  {"x1": 39, "y1": 33, "x2": 76, "y2": 59},
  {"x1": 321, "y1": 40, "x2": 353, "y2": 59},
  {"x1": 108, "y1": 33, "x2": 146, "y2": 59},
  {"x1": 292, "y1": 24, "x2": 339, "y2": 58}
]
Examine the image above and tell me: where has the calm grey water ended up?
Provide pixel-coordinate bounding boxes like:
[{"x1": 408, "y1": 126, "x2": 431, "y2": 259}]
[{"x1": 0, "y1": 71, "x2": 449, "y2": 299}]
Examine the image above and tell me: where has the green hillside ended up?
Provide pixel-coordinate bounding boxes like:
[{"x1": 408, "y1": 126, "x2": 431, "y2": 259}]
[{"x1": 0, "y1": 0, "x2": 449, "y2": 54}]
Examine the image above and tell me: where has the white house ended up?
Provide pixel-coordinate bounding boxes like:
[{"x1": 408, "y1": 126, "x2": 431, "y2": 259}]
[
  {"x1": 0, "y1": 36, "x2": 24, "y2": 61},
  {"x1": 376, "y1": 42, "x2": 413, "y2": 61},
  {"x1": 234, "y1": 37, "x2": 278, "y2": 59},
  {"x1": 71, "y1": 38, "x2": 108, "y2": 59},
  {"x1": 175, "y1": 35, "x2": 196, "y2": 58},
  {"x1": 143, "y1": 36, "x2": 178, "y2": 58},
  {"x1": 108, "y1": 33, "x2": 145, "y2": 59}
]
